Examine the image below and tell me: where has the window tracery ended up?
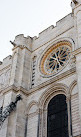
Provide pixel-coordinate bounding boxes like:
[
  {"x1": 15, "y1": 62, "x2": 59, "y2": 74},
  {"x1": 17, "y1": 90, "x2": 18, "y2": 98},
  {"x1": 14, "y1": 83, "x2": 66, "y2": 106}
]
[{"x1": 39, "y1": 40, "x2": 72, "y2": 77}]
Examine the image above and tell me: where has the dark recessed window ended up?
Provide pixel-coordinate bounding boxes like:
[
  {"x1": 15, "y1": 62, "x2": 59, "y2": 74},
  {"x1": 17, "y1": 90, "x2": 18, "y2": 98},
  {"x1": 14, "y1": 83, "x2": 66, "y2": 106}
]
[
  {"x1": 32, "y1": 56, "x2": 36, "y2": 87},
  {"x1": 47, "y1": 94, "x2": 69, "y2": 137}
]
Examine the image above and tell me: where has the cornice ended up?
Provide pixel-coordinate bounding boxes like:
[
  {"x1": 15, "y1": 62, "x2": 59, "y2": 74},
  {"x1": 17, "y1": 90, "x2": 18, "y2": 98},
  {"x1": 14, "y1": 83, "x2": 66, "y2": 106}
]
[
  {"x1": 29, "y1": 67, "x2": 76, "y2": 94},
  {"x1": 32, "y1": 26, "x2": 74, "y2": 52},
  {"x1": 0, "y1": 64, "x2": 11, "y2": 73},
  {"x1": 0, "y1": 85, "x2": 29, "y2": 95},
  {"x1": 12, "y1": 27, "x2": 74, "y2": 53},
  {"x1": 72, "y1": 47, "x2": 81, "y2": 55},
  {"x1": 0, "y1": 67, "x2": 76, "y2": 96},
  {"x1": 12, "y1": 45, "x2": 32, "y2": 53}
]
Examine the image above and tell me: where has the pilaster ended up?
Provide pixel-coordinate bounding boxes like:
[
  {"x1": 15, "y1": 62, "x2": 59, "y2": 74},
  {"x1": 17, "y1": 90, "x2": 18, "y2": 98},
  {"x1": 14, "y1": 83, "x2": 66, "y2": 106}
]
[{"x1": 10, "y1": 34, "x2": 32, "y2": 90}]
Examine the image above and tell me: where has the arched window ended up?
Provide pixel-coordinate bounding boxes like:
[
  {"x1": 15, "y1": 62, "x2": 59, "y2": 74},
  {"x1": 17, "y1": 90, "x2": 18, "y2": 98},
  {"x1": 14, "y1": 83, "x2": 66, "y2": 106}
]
[{"x1": 47, "y1": 94, "x2": 69, "y2": 137}]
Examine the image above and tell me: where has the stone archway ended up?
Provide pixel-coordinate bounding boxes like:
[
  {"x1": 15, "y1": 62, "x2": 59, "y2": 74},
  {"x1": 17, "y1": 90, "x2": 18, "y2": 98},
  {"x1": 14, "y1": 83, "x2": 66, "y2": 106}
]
[{"x1": 39, "y1": 83, "x2": 70, "y2": 137}]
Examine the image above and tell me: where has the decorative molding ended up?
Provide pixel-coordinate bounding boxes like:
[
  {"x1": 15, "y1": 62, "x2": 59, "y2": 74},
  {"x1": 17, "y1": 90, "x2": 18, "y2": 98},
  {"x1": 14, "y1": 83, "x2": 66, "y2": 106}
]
[
  {"x1": 0, "y1": 64, "x2": 11, "y2": 72},
  {"x1": 12, "y1": 45, "x2": 32, "y2": 52},
  {"x1": 0, "y1": 67, "x2": 76, "y2": 96},
  {"x1": 72, "y1": 47, "x2": 81, "y2": 56},
  {"x1": 69, "y1": 80, "x2": 77, "y2": 94},
  {"x1": 32, "y1": 27, "x2": 74, "y2": 52},
  {"x1": 29, "y1": 67, "x2": 76, "y2": 94},
  {"x1": 27, "y1": 110, "x2": 39, "y2": 118},
  {"x1": 38, "y1": 37, "x2": 75, "y2": 78},
  {"x1": 0, "y1": 85, "x2": 29, "y2": 96},
  {"x1": 39, "y1": 40, "x2": 72, "y2": 77},
  {"x1": 39, "y1": 84, "x2": 70, "y2": 137},
  {"x1": 26, "y1": 100, "x2": 39, "y2": 115},
  {"x1": 71, "y1": 92, "x2": 78, "y2": 99},
  {"x1": 39, "y1": 83, "x2": 69, "y2": 110}
]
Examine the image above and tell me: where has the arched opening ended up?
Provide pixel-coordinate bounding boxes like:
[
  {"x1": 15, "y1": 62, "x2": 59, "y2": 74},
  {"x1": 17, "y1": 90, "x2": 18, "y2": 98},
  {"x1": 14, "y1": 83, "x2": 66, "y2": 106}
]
[{"x1": 47, "y1": 94, "x2": 69, "y2": 137}]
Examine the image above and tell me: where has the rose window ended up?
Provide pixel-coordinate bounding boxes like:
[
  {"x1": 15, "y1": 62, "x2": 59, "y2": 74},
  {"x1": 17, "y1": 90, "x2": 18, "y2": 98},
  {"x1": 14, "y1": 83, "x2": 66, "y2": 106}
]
[{"x1": 40, "y1": 41, "x2": 71, "y2": 77}]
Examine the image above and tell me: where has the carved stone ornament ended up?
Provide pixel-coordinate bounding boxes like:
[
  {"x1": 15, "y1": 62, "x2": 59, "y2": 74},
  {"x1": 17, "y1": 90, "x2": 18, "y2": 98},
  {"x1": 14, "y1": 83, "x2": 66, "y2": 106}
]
[{"x1": 39, "y1": 41, "x2": 72, "y2": 77}]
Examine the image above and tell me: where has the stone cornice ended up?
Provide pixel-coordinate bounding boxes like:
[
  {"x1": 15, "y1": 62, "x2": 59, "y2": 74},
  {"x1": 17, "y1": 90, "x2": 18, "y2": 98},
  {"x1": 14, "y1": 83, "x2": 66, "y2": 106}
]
[
  {"x1": 12, "y1": 45, "x2": 32, "y2": 52},
  {"x1": 29, "y1": 67, "x2": 76, "y2": 94},
  {"x1": 0, "y1": 64, "x2": 11, "y2": 72},
  {"x1": 32, "y1": 26, "x2": 74, "y2": 52},
  {"x1": 0, "y1": 85, "x2": 29, "y2": 95},
  {"x1": 0, "y1": 67, "x2": 76, "y2": 96},
  {"x1": 12, "y1": 25, "x2": 74, "y2": 53},
  {"x1": 72, "y1": 47, "x2": 81, "y2": 55}
]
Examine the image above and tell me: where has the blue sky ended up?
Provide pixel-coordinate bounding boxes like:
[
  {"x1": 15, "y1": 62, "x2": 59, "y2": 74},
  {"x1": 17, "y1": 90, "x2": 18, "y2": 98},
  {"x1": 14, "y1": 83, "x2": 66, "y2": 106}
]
[{"x1": 0, "y1": 0, "x2": 71, "y2": 61}]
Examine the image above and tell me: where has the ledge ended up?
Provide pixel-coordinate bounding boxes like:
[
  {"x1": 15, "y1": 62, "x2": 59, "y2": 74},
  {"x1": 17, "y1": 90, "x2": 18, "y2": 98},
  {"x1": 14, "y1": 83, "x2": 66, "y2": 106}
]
[{"x1": 0, "y1": 67, "x2": 76, "y2": 96}]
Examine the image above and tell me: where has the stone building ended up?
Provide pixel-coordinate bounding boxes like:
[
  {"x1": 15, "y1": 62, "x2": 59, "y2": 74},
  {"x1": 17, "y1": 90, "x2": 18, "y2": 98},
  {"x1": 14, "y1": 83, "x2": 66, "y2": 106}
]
[{"x1": 0, "y1": 0, "x2": 81, "y2": 137}]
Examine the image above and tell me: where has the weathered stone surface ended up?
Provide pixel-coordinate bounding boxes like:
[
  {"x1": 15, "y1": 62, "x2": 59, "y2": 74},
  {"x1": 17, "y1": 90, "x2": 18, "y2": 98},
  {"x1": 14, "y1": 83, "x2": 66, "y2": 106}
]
[{"x1": 0, "y1": 1, "x2": 81, "y2": 137}]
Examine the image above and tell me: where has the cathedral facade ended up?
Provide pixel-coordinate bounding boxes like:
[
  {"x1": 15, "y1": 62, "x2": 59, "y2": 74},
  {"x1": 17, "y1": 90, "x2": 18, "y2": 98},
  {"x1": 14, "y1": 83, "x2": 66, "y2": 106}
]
[{"x1": 0, "y1": 0, "x2": 81, "y2": 137}]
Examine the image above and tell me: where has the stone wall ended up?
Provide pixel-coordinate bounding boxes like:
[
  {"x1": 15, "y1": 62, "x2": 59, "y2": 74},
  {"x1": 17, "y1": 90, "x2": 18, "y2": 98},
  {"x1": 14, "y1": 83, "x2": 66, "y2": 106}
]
[{"x1": 0, "y1": 0, "x2": 81, "y2": 137}]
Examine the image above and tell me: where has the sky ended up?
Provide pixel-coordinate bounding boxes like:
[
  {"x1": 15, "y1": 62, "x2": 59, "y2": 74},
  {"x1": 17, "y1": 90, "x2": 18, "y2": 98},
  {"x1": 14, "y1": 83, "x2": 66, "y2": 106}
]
[{"x1": 0, "y1": 0, "x2": 71, "y2": 61}]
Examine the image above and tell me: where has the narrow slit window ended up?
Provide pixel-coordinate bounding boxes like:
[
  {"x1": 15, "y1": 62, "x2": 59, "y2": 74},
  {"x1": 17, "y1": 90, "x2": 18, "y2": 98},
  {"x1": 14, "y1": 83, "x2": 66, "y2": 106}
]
[{"x1": 31, "y1": 56, "x2": 36, "y2": 88}]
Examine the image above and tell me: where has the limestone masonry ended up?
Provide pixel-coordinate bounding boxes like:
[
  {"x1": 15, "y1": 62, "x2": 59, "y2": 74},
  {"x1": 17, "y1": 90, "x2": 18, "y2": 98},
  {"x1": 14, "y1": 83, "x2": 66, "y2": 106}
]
[{"x1": 0, "y1": 0, "x2": 81, "y2": 137}]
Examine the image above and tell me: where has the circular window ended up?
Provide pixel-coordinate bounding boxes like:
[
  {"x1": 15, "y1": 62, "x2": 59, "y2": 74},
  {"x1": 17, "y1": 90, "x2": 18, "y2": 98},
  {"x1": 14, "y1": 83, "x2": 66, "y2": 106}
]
[{"x1": 40, "y1": 41, "x2": 72, "y2": 77}]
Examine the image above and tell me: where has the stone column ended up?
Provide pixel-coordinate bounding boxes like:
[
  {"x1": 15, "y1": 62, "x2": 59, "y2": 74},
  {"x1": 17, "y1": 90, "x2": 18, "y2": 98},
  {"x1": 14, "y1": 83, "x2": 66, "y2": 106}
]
[
  {"x1": 38, "y1": 109, "x2": 43, "y2": 137},
  {"x1": 66, "y1": 94, "x2": 72, "y2": 137},
  {"x1": 42, "y1": 109, "x2": 47, "y2": 137}
]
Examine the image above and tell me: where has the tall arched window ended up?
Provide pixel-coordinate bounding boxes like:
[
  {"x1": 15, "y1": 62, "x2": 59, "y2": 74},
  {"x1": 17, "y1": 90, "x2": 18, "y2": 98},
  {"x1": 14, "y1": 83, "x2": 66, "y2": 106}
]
[{"x1": 47, "y1": 94, "x2": 69, "y2": 137}]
